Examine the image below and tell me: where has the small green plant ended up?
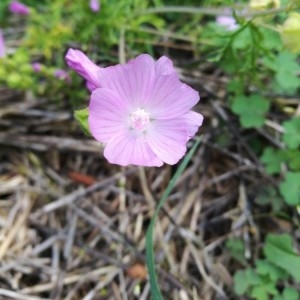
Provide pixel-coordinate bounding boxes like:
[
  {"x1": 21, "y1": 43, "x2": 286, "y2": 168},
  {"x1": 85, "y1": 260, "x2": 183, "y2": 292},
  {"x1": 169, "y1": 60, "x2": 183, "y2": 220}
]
[
  {"x1": 282, "y1": 117, "x2": 300, "y2": 149},
  {"x1": 261, "y1": 117, "x2": 300, "y2": 206},
  {"x1": 279, "y1": 172, "x2": 300, "y2": 205},
  {"x1": 231, "y1": 94, "x2": 270, "y2": 128},
  {"x1": 232, "y1": 234, "x2": 300, "y2": 300}
]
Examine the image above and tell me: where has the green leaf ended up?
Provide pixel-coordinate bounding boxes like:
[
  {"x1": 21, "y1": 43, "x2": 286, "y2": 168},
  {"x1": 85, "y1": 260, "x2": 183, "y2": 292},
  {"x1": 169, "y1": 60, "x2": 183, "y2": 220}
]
[
  {"x1": 282, "y1": 287, "x2": 299, "y2": 300},
  {"x1": 282, "y1": 117, "x2": 300, "y2": 149},
  {"x1": 220, "y1": 47, "x2": 239, "y2": 73},
  {"x1": 286, "y1": 149, "x2": 300, "y2": 170},
  {"x1": 227, "y1": 79, "x2": 245, "y2": 95},
  {"x1": 234, "y1": 269, "x2": 260, "y2": 295},
  {"x1": 74, "y1": 108, "x2": 90, "y2": 136},
  {"x1": 260, "y1": 147, "x2": 286, "y2": 175},
  {"x1": 232, "y1": 26, "x2": 253, "y2": 50},
  {"x1": 262, "y1": 51, "x2": 298, "y2": 76},
  {"x1": 146, "y1": 137, "x2": 201, "y2": 300},
  {"x1": 226, "y1": 238, "x2": 246, "y2": 265},
  {"x1": 255, "y1": 187, "x2": 283, "y2": 212},
  {"x1": 264, "y1": 52, "x2": 300, "y2": 94},
  {"x1": 231, "y1": 94, "x2": 270, "y2": 128},
  {"x1": 279, "y1": 172, "x2": 300, "y2": 205},
  {"x1": 250, "y1": 282, "x2": 278, "y2": 300},
  {"x1": 275, "y1": 288, "x2": 300, "y2": 300},
  {"x1": 263, "y1": 234, "x2": 300, "y2": 281},
  {"x1": 260, "y1": 28, "x2": 281, "y2": 50},
  {"x1": 255, "y1": 259, "x2": 288, "y2": 281},
  {"x1": 275, "y1": 71, "x2": 300, "y2": 92},
  {"x1": 274, "y1": 52, "x2": 299, "y2": 73}
]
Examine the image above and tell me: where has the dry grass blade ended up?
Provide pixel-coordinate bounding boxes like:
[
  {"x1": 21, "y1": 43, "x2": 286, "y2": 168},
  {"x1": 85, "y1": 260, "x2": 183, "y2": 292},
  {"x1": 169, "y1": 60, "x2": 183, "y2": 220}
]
[
  {"x1": 0, "y1": 194, "x2": 32, "y2": 260},
  {"x1": 0, "y1": 289, "x2": 49, "y2": 300},
  {"x1": 188, "y1": 242, "x2": 227, "y2": 299},
  {"x1": 20, "y1": 266, "x2": 118, "y2": 294}
]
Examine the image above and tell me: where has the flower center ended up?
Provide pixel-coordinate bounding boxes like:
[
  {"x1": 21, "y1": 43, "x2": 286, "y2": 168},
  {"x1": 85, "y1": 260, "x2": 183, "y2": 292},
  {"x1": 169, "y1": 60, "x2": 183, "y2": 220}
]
[{"x1": 130, "y1": 108, "x2": 150, "y2": 131}]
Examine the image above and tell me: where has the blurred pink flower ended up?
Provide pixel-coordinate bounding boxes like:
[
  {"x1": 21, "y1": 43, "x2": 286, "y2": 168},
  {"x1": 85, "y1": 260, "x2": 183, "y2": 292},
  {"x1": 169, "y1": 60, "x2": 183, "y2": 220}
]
[
  {"x1": 0, "y1": 30, "x2": 5, "y2": 58},
  {"x1": 90, "y1": 0, "x2": 100, "y2": 12},
  {"x1": 65, "y1": 48, "x2": 100, "y2": 91},
  {"x1": 216, "y1": 9, "x2": 238, "y2": 31},
  {"x1": 9, "y1": 0, "x2": 30, "y2": 15},
  {"x1": 66, "y1": 50, "x2": 203, "y2": 166},
  {"x1": 32, "y1": 62, "x2": 42, "y2": 72},
  {"x1": 54, "y1": 69, "x2": 70, "y2": 82},
  {"x1": 216, "y1": 15, "x2": 238, "y2": 30}
]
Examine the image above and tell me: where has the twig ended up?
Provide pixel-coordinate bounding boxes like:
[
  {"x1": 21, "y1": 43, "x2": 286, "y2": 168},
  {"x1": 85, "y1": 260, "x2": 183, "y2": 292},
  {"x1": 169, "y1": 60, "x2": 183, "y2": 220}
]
[
  {"x1": 0, "y1": 196, "x2": 32, "y2": 260},
  {"x1": 20, "y1": 266, "x2": 118, "y2": 294},
  {"x1": 32, "y1": 169, "x2": 135, "y2": 217},
  {"x1": 0, "y1": 289, "x2": 49, "y2": 300},
  {"x1": 82, "y1": 269, "x2": 119, "y2": 300},
  {"x1": 0, "y1": 133, "x2": 102, "y2": 153},
  {"x1": 138, "y1": 166, "x2": 156, "y2": 208},
  {"x1": 188, "y1": 242, "x2": 227, "y2": 299}
]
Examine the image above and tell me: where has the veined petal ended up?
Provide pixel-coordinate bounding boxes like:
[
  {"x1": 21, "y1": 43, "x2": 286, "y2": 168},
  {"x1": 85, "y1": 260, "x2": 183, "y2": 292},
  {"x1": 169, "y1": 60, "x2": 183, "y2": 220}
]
[
  {"x1": 180, "y1": 111, "x2": 204, "y2": 140},
  {"x1": 97, "y1": 54, "x2": 156, "y2": 110},
  {"x1": 86, "y1": 81, "x2": 98, "y2": 92},
  {"x1": 89, "y1": 88, "x2": 127, "y2": 143},
  {"x1": 148, "y1": 73, "x2": 199, "y2": 119},
  {"x1": 146, "y1": 119, "x2": 188, "y2": 165},
  {"x1": 104, "y1": 130, "x2": 163, "y2": 167},
  {"x1": 65, "y1": 48, "x2": 101, "y2": 90},
  {"x1": 155, "y1": 56, "x2": 176, "y2": 76}
]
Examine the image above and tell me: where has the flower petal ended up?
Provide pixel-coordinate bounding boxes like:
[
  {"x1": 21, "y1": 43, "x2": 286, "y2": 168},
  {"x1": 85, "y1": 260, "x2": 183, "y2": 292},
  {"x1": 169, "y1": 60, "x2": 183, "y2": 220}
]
[
  {"x1": 146, "y1": 119, "x2": 189, "y2": 165},
  {"x1": 148, "y1": 73, "x2": 200, "y2": 119},
  {"x1": 65, "y1": 48, "x2": 101, "y2": 90},
  {"x1": 180, "y1": 111, "x2": 204, "y2": 140},
  {"x1": 104, "y1": 130, "x2": 163, "y2": 167},
  {"x1": 155, "y1": 56, "x2": 176, "y2": 76},
  {"x1": 0, "y1": 30, "x2": 6, "y2": 58},
  {"x1": 97, "y1": 54, "x2": 156, "y2": 110},
  {"x1": 89, "y1": 88, "x2": 127, "y2": 143}
]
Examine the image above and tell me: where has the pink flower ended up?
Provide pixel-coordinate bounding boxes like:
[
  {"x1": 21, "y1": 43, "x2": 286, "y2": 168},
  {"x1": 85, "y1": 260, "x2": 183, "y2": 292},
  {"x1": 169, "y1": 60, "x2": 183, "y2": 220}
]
[
  {"x1": 32, "y1": 62, "x2": 42, "y2": 72},
  {"x1": 54, "y1": 69, "x2": 66, "y2": 79},
  {"x1": 66, "y1": 50, "x2": 203, "y2": 166},
  {"x1": 54, "y1": 69, "x2": 70, "y2": 82},
  {"x1": 9, "y1": 0, "x2": 30, "y2": 15},
  {"x1": 90, "y1": 0, "x2": 100, "y2": 12},
  {"x1": 216, "y1": 15, "x2": 238, "y2": 30},
  {"x1": 0, "y1": 30, "x2": 5, "y2": 58},
  {"x1": 65, "y1": 48, "x2": 100, "y2": 91},
  {"x1": 216, "y1": 9, "x2": 239, "y2": 31}
]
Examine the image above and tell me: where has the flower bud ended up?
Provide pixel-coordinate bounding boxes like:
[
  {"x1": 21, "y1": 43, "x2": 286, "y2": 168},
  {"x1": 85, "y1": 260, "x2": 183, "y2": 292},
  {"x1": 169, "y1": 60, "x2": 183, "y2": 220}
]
[
  {"x1": 280, "y1": 13, "x2": 300, "y2": 53},
  {"x1": 65, "y1": 48, "x2": 101, "y2": 91}
]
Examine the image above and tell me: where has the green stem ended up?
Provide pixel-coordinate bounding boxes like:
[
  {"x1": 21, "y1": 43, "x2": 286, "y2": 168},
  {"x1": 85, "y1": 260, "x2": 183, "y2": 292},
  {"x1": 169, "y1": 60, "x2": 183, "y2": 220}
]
[{"x1": 146, "y1": 137, "x2": 202, "y2": 299}]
